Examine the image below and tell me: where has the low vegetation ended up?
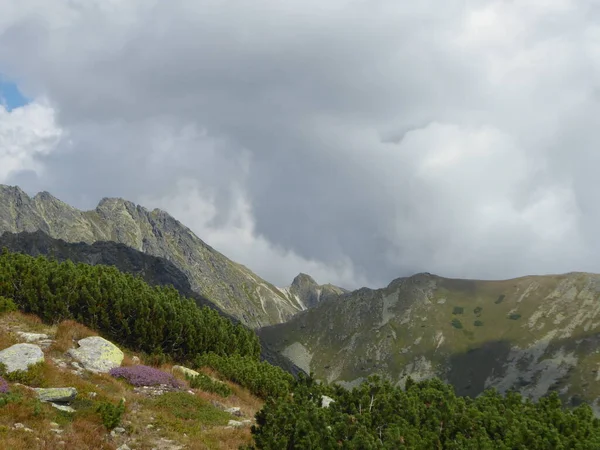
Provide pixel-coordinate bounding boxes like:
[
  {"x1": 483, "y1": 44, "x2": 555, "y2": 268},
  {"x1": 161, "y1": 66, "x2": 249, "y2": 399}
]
[
  {"x1": 2, "y1": 249, "x2": 600, "y2": 448},
  {"x1": 187, "y1": 373, "x2": 233, "y2": 398},
  {"x1": 195, "y1": 353, "x2": 294, "y2": 399},
  {"x1": 249, "y1": 375, "x2": 600, "y2": 449},
  {"x1": 109, "y1": 365, "x2": 183, "y2": 388},
  {"x1": 0, "y1": 249, "x2": 261, "y2": 361}
]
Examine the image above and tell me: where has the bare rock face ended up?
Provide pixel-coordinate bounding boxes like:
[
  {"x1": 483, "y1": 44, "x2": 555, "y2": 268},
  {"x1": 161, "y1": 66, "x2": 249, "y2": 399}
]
[
  {"x1": 286, "y1": 273, "x2": 347, "y2": 309},
  {"x1": 0, "y1": 343, "x2": 44, "y2": 373},
  {"x1": 68, "y1": 336, "x2": 124, "y2": 373}
]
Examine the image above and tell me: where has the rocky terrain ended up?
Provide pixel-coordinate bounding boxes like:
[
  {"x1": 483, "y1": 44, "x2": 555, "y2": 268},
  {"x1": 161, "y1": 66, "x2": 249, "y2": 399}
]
[
  {"x1": 0, "y1": 185, "x2": 316, "y2": 328},
  {"x1": 259, "y1": 272, "x2": 600, "y2": 412},
  {"x1": 0, "y1": 311, "x2": 262, "y2": 449}
]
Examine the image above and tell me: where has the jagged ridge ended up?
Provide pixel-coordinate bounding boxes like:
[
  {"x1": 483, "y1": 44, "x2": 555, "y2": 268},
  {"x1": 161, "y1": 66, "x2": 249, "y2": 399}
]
[{"x1": 0, "y1": 185, "x2": 308, "y2": 328}]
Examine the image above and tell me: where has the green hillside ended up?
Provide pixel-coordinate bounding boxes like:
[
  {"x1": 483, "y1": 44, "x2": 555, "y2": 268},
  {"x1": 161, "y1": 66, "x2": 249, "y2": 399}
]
[{"x1": 259, "y1": 272, "x2": 600, "y2": 411}]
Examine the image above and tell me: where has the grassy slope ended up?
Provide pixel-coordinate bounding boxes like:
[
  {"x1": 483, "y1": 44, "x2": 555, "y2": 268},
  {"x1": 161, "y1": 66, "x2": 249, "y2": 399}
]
[
  {"x1": 259, "y1": 272, "x2": 600, "y2": 409},
  {"x1": 0, "y1": 312, "x2": 263, "y2": 450}
]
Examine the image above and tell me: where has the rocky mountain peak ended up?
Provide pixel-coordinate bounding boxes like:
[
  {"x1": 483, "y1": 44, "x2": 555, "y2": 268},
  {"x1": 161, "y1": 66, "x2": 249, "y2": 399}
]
[{"x1": 291, "y1": 273, "x2": 318, "y2": 289}]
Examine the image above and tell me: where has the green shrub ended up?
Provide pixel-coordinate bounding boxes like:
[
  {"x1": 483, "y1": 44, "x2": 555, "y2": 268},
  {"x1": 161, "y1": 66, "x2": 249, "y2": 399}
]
[
  {"x1": 195, "y1": 353, "x2": 294, "y2": 399},
  {"x1": 509, "y1": 313, "x2": 521, "y2": 320},
  {"x1": 474, "y1": 320, "x2": 484, "y2": 327},
  {"x1": 96, "y1": 399, "x2": 125, "y2": 430},
  {"x1": 0, "y1": 249, "x2": 261, "y2": 362},
  {"x1": 0, "y1": 361, "x2": 45, "y2": 387},
  {"x1": 452, "y1": 306, "x2": 464, "y2": 315},
  {"x1": 187, "y1": 373, "x2": 232, "y2": 397},
  {"x1": 474, "y1": 306, "x2": 483, "y2": 316},
  {"x1": 250, "y1": 377, "x2": 600, "y2": 449},
  {"x1": 0, "y1": 296, "x2": 17, "y2": 314},
  {"x1": 451, "y1": 318, "x2": 463, "y2": 329},
  {"x1": 0, "y1": 391, "x2": 21, "y2": 407},
  {"x1": 495, "y1": 294, "x2": 506, "y2": 304}
]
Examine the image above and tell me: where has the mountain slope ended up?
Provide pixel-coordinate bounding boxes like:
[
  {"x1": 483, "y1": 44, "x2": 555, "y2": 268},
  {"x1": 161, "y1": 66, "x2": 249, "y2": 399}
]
[
  {"x1": 259, "y1": 272, "x2": 600, "y2": 410},
  {"x1": 0, "y1": 185, "x2": 305, "y2": 328}
]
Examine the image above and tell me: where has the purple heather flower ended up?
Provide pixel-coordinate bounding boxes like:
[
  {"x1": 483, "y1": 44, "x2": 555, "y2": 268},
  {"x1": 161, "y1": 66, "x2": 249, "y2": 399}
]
[
  {"x1": 109, "y1": 365, "x2": 182, "y2": 388},
  {"x1": 0, "y1": 376, "x2": 9, "y2": 394}
]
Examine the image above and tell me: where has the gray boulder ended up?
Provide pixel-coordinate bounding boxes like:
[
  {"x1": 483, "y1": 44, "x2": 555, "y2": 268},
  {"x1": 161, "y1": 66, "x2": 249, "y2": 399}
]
[
  {"x1": 34, "y1": 387, "x2": 77, "y2": 403},
  {"x1": 16, "y1": 332, "x2": 50, "y2": 343},
  {"x1": 68, "y1": 336, "x2": 124, "y2": 373},
  {"x1": 0, "y1": 343, "x2": 44, "y2": 373}
]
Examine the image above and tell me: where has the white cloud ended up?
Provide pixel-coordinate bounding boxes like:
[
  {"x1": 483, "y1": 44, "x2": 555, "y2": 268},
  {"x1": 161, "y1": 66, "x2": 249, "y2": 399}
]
[
  {"x1": 139, "y1": 179, "x2": 366, "y2": 289},
  {"x1": 0, "y1": 101, "x2": 62, "y2": 182},
  {"x1": 0, "y1": 0, "x2": 599, "y2": 287}
]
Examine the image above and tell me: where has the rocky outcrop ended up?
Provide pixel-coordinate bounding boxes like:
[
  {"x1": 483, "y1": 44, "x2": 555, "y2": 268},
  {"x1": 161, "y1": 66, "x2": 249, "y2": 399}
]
[
  {"x1": 0, "y1": 343, "x2": 44, "y2": 373},
  {"x1": 279, "y1": 273, "x2": 347, "y2": 309},
  {"x1": 68, "y1": 336, "x2": 124, "y2": 373}
]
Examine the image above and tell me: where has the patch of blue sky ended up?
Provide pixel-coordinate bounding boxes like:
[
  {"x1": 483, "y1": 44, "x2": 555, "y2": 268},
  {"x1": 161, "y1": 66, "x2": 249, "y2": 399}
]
[{"x1": 0, "y1": 76, "x2": 30, "y2": 111}]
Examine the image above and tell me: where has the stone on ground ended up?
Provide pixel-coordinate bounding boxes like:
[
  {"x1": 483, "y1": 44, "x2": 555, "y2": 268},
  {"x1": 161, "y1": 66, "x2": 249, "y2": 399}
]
[
  {"x1": 0, "y1": 343, "x2": 44, "y2": 373},
  {"x1": 67, "y1": 336, "x2": 124, "y2": 373},
  {"x1": 225, "y1": 406, "x2": 242, "y2": 416},
  {"x1": 172, "y1": 365, "x2": 200, "y2": 378},
  {"x1": 16, "y1": 332, "x2": 50, "y2": 342},
  {"x1": 34, "y1": 387, "x2": 77, "y2": 403}
]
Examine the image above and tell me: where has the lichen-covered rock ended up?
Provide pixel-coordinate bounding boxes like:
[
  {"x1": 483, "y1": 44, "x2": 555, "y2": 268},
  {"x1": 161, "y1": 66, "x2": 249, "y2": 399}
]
[
  {"x1": 16, "y1": 332, "x2": 50, "y2": 343},
  {"x1": 225, "y1": 406, "x2": 242, "y2": 416},
  {"x1": 34, "y1": 387, "x2": 77, "y2": 403},
  {"x1": 0, "y1": 343, "x2": 44, "y2": 373},
  {"x1": 68, "y1": 336, "x2": 123, "y2": 373},
  {"x1": 172, "y1": 365, "x2": 200, "y2": 378},
  {"x1": 52, "y1": 403, "x2": 75, "y2": 413}
]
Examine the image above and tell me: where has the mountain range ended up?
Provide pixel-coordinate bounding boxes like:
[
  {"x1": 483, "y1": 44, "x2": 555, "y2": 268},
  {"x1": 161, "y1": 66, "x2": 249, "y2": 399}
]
[
  {"x1": 0, "y1": 185, "x2": 343, "y2": 328},
  {"x1": 259, "y1": 272, "x2": 600, "y2": 411},
  {"x1": 2, "y1": 184, "x2": 600, "y2": 412}
]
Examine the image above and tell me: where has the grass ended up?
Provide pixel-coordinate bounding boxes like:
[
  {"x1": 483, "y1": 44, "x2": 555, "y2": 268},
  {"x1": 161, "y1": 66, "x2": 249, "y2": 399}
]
[
  {"x1": 50, "y1": 320, "x2": 96, "y2": 353},
  {"x1": 0, "y1": 311, "x2": 262, "y2": 450}
]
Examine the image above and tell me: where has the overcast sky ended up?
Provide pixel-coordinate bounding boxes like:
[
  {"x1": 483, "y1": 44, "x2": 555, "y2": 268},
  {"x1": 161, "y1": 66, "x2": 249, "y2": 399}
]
[{"x1": 1, "y1": 0, "x2": 599, "y2": 289}]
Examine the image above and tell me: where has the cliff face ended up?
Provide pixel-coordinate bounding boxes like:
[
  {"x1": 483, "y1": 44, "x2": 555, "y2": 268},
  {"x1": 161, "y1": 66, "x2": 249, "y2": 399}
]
[
  {"x1": 260, "y1": 272, "x2": 600, "y2": 410},
  {"x1": 0, "y1": 185, "x2": 306, "y2": 328}
]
